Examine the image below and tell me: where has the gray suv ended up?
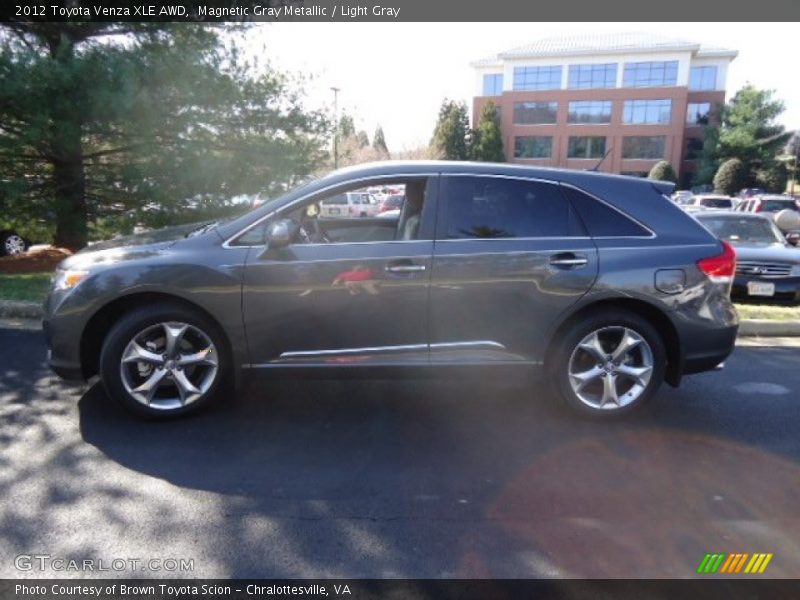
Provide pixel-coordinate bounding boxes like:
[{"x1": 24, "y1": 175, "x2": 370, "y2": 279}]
[{"x1": 44, "y1": 161, "x2": 738, "y2": 419}]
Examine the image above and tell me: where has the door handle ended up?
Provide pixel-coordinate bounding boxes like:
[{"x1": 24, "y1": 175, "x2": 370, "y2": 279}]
[
  {"x1": 384, "y1": 261, "x2": 425, "y2": 273},
  {"x1": 549, "y1": 253, "x2": 589, "y2": 268}
]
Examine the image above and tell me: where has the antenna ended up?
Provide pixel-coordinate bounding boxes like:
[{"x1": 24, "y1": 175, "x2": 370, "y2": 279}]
[{"x1": 590, "y1": 148, "x2": 612, "y2": 172}]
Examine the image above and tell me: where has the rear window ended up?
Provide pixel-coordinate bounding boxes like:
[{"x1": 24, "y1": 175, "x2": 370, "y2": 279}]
[
  {"x1": 700, "y1": 198, "x2": 732, "y2": 209},
  {"x1": 761, "y1": 199, "x2": 797, "y2": 212},
  {"x1": 442, "y1": 176, "x2": 580, "y2": 239},
  {"x1": 562, "y1": 186, "x2": 651, "y2": 237}
]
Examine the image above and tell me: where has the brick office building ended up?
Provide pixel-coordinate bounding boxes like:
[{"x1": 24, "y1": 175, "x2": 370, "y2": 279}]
[{"x1": 471, "y1": 33, "x2": 737, "y2": 185}]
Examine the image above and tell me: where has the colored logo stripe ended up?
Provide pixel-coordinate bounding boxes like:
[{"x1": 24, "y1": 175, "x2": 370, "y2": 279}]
[{"x1": 698, "y1": 553, "x2": 773, "y2": 574}]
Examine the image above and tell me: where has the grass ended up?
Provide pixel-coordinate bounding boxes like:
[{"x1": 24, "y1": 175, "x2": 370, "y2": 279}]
[
  {"x1": 0, "y1": 272, "x2": 52, "y2": 303},
  {"x1": 734, "y1": 303, "x2": 800, "y2": 321}
]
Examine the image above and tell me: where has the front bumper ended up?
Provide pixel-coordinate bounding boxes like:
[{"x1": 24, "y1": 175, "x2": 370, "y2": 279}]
[
  {"x1": 731, "y1": 275, "x2": 800, "y2": 304},
  {"x1": 43, "y1": 303, "x2": 87, "y2": 382}
]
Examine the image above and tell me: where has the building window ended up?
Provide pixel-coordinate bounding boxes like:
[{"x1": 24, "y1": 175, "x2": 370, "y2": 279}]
[
  {"x1": 513, "y1": 66, "x2": 562, "y2": 91},
  {"x1": 622, "y1": 61, "x2": 679, "y2": 87},
  {"x1": 482, "y1": 73, "x2": 503, "y2": 96},
  {"x1": 514, "y1": 136, "x2": 553, "y2": 159},
  {"x1": 513, "y1": 101, "x2": 558, "y2": 124},
  {"x1": 568, "y1": 136, "x2": 606, "y2": 159},
  {"x1": 567, "y1": 100, "x2": 612, "y2": 124},
  {"x1": 687, "y1": 102, "x2": 711, "y2": 125},
  {"x1": 568, "y1": 63, "x2": 617, "y2": 89},
  {"x1": 622, "y1": 99, "x2": 672, "y2": 124},
  {"x1": 622, "y1": 136, "x2": 666, "y2": 159},
  {"x1": 685, "y1": 137, "x2": 703, "y2": 160},
  {"x1": 689, "y1": 66, "x2": 717, "y2": 91}
]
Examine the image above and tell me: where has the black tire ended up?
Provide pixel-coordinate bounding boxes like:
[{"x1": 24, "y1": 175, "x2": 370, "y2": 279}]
[
  {"x1": 99, "y1": 303, "x2": 231, "y2": 419},
  {"x1": 547, "y1": 308, "x2": 666, "y2": 418}
]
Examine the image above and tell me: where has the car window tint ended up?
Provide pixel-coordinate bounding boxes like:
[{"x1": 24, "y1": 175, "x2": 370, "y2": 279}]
[
  {"x1": 443, "y1": 177, "x2": 574, "y2": 239},
  {"x1": 562, "y1": 186, "x2": 651, "y2": 237}
]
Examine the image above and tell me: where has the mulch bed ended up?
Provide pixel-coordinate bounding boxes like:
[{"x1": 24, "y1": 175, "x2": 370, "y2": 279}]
[{"x1": 0, "y1": 247, "x2": 72, "y2": 274}]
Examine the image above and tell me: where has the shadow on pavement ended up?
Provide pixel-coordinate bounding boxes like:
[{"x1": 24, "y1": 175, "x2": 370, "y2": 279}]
[{"x1": 75, "y1": 349, "x2": 800, "y2": 577}]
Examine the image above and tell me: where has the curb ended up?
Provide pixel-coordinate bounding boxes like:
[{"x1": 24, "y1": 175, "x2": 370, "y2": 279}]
[
  {"x1": 737, "y1": 319, "x2": 800, "y2": 337},
  {"x1": 0, "y1": 300, "x2": 43, "y2": 320},
  {"x1": 0, "y1": 300, "x2": 798, "y2": 337}
]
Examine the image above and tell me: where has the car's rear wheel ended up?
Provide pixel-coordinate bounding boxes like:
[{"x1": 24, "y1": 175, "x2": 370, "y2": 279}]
[
  {"x1": 99, "y1": 304, "x2": 230, "y2": 419},
  {"x1": 1, "y1": 231, "x2": 28, "y2": 256},
  {"x1": 549, "y1": 309, "x2": 666, "y2": 417}
]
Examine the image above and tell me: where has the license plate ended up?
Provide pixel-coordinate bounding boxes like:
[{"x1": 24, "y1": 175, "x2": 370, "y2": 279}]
[
  {"x1": 329, "y1": 208, "x2": 340, "y2": 215},
  {"x1": 747, "y1": 281, "x2": 775, "y2": 296}
]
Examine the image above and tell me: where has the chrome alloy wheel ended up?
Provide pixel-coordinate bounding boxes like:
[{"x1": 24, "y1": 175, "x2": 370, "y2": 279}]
[
  {"x1": 119, "y1": 321, "x2": 219, "y2": 410},
  {"x1": 4, "y1": 234, "x2": 26, "y2": 255},
  {"x1": 567, "y1": 326, "x2": 654, "y2": 410}
]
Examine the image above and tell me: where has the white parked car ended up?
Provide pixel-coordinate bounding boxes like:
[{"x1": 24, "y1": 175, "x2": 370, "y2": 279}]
[
  {"x1": 686, "y1": 194, "x2": 735, "y2": 211},
  {"x1": 319, "y1": 192, "x2": 380, "y2": 218}
]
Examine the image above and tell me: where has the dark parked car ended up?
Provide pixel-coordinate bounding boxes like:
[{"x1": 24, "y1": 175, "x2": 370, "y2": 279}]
[
  {"x1": 695, "y1": 211, "x2": 800, "y2": 304},
  {"x1": 44, "y1": 161, "x2": 738, "y2": 419}
]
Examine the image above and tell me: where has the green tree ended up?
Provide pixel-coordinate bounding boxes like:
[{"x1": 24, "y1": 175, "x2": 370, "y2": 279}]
[
  {"x1": 647, "y1": 160, "x2": 677, "y2": 183},
  {"x1": 373, "y1": 125, "x2": 388, "y2": 156},
  {"x1": 356, "y1": 130, "x2": 370, "y2": 148},
  {"x1": 756, "y1": 164, "x2": 788, "y2": 193},
  {"x1": 430, "y1": 99, "x2": 470, "y2": 160},
  {"x1": 713, "y1": 158, "x2": 748, "y2": 195},
  {"x1": 0, "y1": 23, "x2": 328, "y2": 249},
  {"x1": 339, "y1": 114, "x2": 356, "y2": 139},
  {"x1": 697, "y1": 85, "x2": 790, "y2": 188},
  {"x1": 471, "y1": 101, "x2": 505, "y2": 162}
]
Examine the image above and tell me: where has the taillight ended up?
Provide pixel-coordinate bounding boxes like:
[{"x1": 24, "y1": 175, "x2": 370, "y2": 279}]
[
  {"x1": 754, "y1": 200, "x2": 762, "y2": 212},
  {"x1": 697, "y1": 240, "x2": 736, "y2": 283}
]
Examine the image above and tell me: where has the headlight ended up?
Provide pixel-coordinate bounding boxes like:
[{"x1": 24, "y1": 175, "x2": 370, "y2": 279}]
[
  {"x1": 52, "y1": 268, "x2": 89, "y2": 291},
  {"x1": 791, "y1": 264, "x2": 800, "y2": 277}
]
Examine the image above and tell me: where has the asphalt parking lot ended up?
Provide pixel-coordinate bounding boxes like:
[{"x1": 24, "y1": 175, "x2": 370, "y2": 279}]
[{"x1": 1, "y1": 325, "x2": 799, "y2": 579}]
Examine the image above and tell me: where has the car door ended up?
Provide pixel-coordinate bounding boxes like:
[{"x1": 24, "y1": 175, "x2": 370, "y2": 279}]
[
  {"x1": 429, "y1": 174, "x2": 598, "y2": 364},
  {"x1": 241, "y1": 177, "x2": 438, "y2": 367}
]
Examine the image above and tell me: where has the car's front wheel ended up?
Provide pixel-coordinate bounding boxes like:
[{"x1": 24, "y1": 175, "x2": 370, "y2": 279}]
[
  {"x1": 549, "y1": 309, "x2": 666, "y2": 417},
  {"x1": 99, "y1": 304, "x2": 230, "y2": 418}
]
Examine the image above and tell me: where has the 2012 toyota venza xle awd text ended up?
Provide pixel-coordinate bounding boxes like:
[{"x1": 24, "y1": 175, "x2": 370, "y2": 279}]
[{"x1": 44, "y1": 162, "x2": 738, "y2": 419}]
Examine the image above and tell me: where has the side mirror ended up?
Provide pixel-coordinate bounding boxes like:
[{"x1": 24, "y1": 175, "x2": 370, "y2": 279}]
[
  {"x1": 786, "y1": 232, "x2": 800, "y2": 246},
  {"x1": 266, "y1": 219, "x2": 297, "y2": 249}
]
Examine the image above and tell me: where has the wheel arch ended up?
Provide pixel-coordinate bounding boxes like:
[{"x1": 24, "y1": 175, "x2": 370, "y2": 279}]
[
  {"x1": 80, "y1": 291, "x2": 234, "y2": 381},
  {"x1": 547, "y1": 297, "x2": 683, "y2": 387}
]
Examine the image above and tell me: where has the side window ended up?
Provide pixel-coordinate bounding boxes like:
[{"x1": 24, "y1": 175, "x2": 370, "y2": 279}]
[
  {"x1": 562, "y1": 186, "x2": 651, "y2": 237},
  {"x1": 442, "y1": 176, "x2": 578, "y2": 239}
]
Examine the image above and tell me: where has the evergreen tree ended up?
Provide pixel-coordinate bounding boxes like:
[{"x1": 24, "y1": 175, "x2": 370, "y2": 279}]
[
  {"x1": 696, "y1": 85, "x2": 789, "y2": 188},
  {"x1": 0, "y1": 24, "x2": 328, "y2": 249},
  {"x1": 713, "y1": 158, "x2": 748, "y2": 195},
  {"x1": 471, "y1": 101, "x2": 505, "y2": 162},
  {"x1": 647, "y1": 160, "x2": 677, "y2": 184},
  {"x1": 430, "y1": 99, "x2": 470, "y2": 160},
  {"x1": 373, "y1": 125, "x2": 388, "y2": 156}
]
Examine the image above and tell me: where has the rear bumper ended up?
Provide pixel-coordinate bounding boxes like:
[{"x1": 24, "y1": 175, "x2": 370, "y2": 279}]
[{"x1": 681, "y1": 323, "x2": 738, "y2": 375}]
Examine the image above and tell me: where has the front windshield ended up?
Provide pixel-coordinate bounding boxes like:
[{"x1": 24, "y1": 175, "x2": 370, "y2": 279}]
[{"x1": 699, "y1": 216, "x2": 785, "y2": 244}]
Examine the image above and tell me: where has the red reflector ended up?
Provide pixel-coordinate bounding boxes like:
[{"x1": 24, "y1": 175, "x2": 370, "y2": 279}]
[{"x1": 697, "y1": 240, "x2": 736, "y2": 281}]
